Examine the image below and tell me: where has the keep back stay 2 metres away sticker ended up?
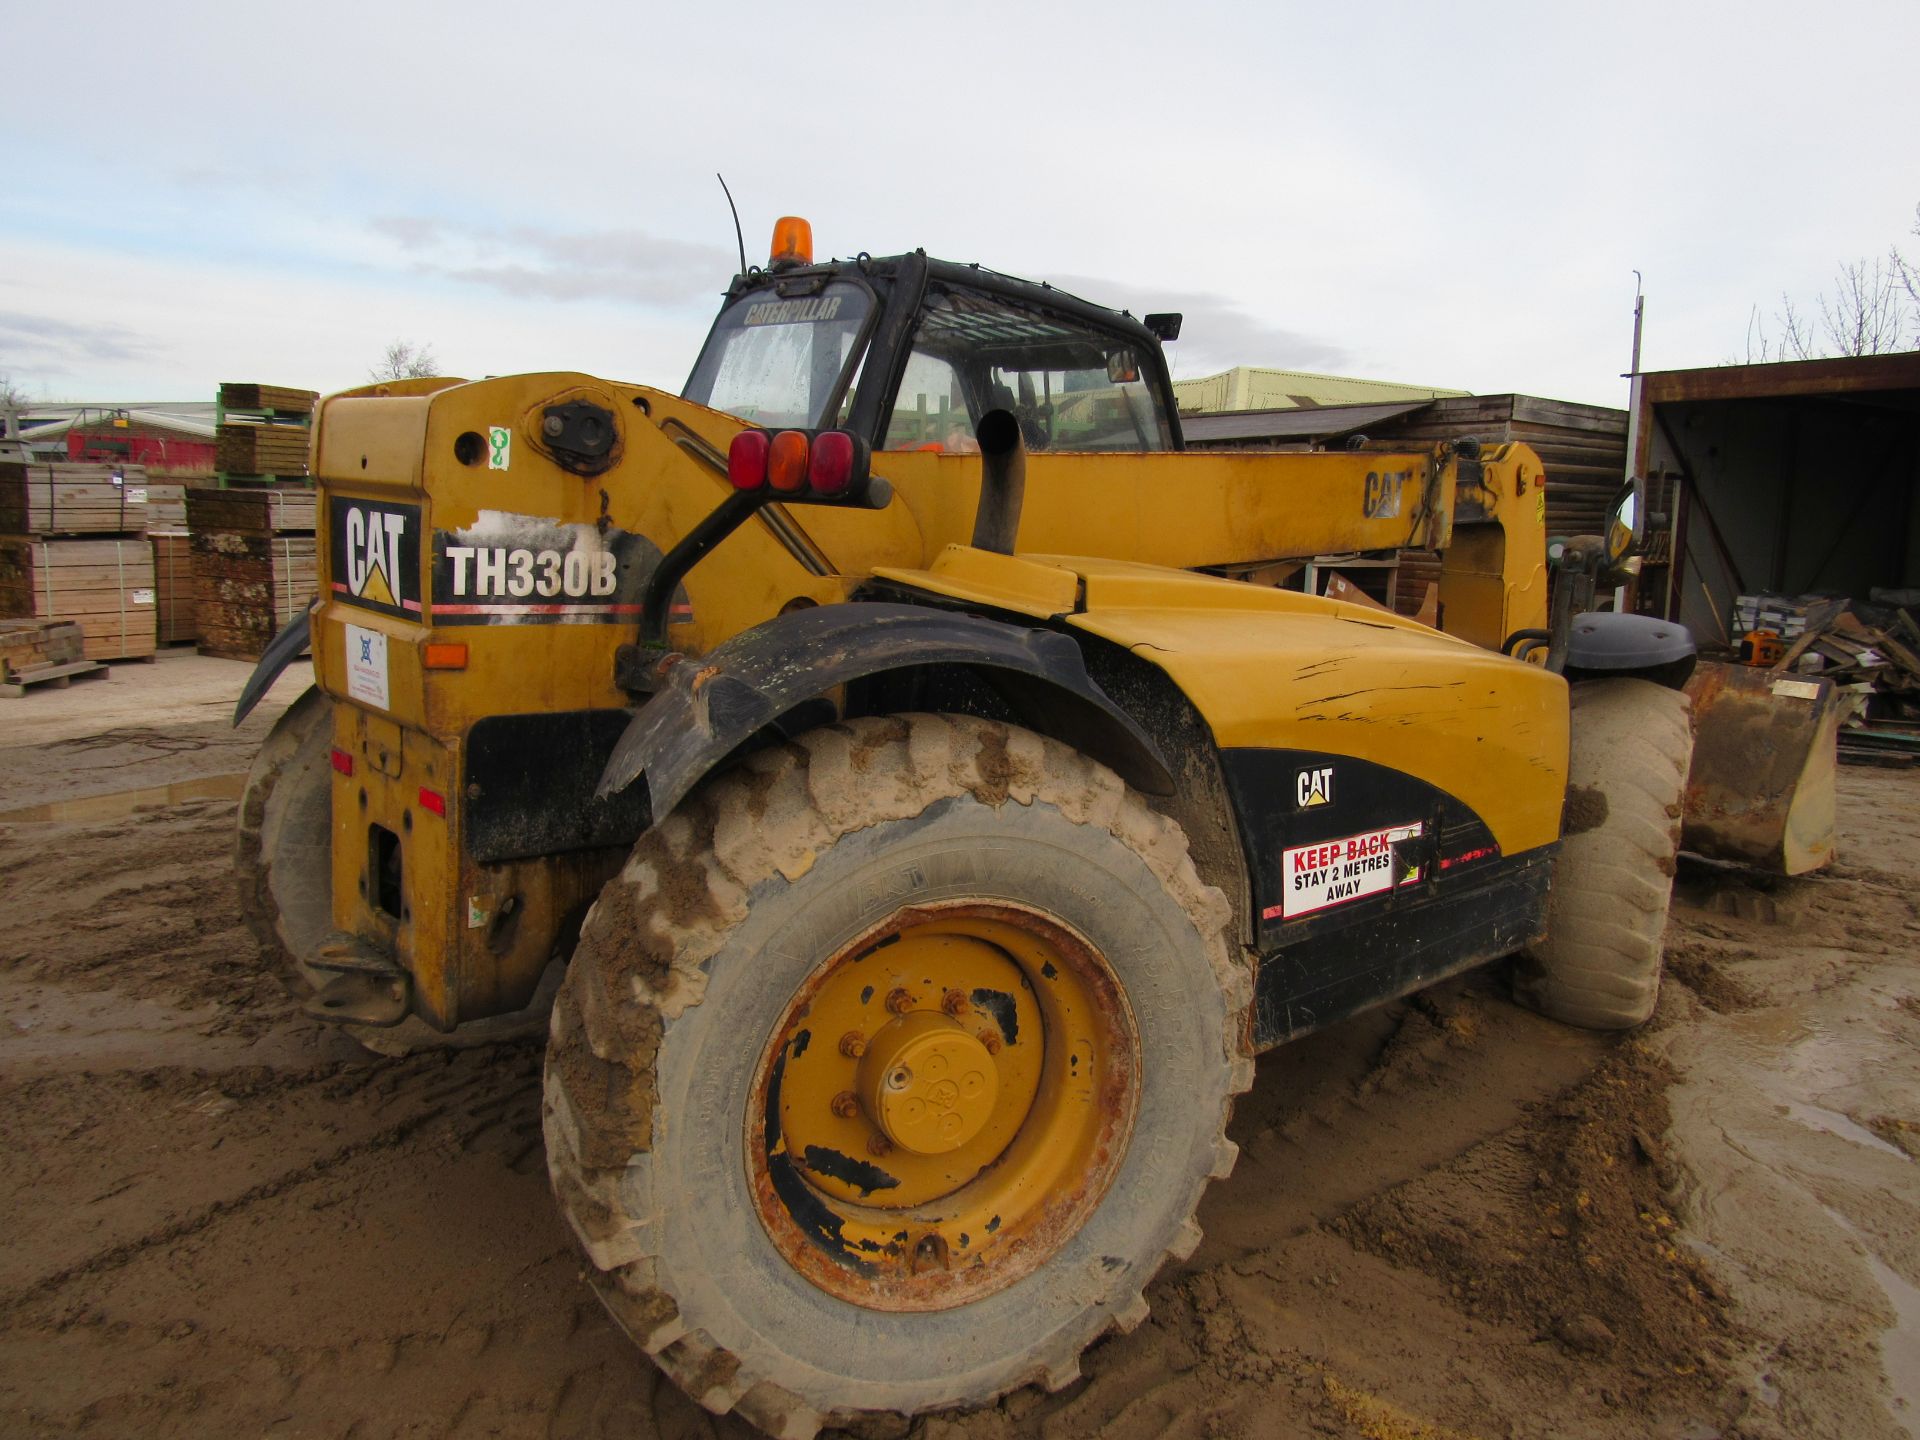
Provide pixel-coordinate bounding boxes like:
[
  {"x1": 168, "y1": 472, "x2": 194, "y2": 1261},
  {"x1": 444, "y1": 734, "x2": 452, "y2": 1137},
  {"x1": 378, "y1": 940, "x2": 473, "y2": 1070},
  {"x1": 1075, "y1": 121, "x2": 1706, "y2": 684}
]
[{"x1": 1278, "y1": 822, "x2": 1424, "y2": 918}]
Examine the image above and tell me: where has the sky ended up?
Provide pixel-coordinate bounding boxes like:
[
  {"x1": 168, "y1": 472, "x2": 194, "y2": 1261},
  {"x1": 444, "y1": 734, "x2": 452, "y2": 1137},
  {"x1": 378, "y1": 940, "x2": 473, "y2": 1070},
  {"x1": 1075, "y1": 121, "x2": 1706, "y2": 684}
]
[{"x1": 3, "y1": 0, "x2": 1916, "y2": 410}]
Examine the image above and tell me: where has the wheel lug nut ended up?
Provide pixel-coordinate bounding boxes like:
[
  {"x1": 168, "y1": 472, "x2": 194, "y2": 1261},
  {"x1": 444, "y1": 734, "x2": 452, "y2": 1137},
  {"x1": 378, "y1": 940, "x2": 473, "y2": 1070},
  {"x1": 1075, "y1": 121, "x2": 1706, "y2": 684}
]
[
  {"x1": 839, "y1": 1031, "x2": 867, "y2": 1058},
  {"x1": 885, "y1": 987, "x2": 914, "y2": 1015},
  {"x1": 911, "y1": 1233, "x2": 950, "y2": 1274},
  {"x1": 830, "y1": 1091, "x2": 860, "y2": 1119},
  {"x1": 868, "y1": 1134, "x2": 893, "y2": 1158},
  {"x1": 977, "y1": 1029, "x2": 1003, "y2": 1055},
  {"x1": 941, "y1": 988, "x2": 968, "y2": 1018}
]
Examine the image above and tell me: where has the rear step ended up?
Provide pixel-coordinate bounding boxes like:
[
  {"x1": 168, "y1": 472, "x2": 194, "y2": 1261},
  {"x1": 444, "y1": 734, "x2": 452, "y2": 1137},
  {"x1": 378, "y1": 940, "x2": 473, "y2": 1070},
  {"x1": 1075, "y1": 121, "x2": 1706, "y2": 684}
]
[{"x1": 303, "y1": 934, "x2": 411, "y2": 1027}]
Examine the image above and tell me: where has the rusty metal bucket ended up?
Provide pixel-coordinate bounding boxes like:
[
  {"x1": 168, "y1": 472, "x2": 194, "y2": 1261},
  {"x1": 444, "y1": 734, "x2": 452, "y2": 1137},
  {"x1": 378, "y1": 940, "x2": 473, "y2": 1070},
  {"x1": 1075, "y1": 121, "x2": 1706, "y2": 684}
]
[{"x1": 1682, "y1": 660, "x2": 1842, "y2": 874}]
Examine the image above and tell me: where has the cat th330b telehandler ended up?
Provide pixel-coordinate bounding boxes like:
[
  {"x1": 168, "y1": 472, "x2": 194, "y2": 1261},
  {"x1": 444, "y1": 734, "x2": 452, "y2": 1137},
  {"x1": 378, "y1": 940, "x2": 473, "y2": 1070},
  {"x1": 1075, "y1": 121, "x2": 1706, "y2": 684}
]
[{"x1": 235, "y1": 217, "x2": 1703, "y2": 1436}]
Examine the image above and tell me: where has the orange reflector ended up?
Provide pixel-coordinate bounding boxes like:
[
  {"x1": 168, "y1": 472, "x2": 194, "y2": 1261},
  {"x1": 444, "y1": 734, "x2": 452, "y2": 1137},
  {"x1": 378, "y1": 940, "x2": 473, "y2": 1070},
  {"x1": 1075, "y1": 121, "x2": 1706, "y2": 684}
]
[
  {"x1": 330, "y1": 747, "x2": 354, "y2": 776},
  {"x1": 768, "y1": 430, "x2": 810, "y2": 492},
  {"x1": 423, "y1": 641, "x2": 468, "y2": 670},
  {"x1": 418, "y1": 787, "x2": 446, "y2": 817},
  {"x1": 770, "y1": 215, "x2": 813, "y2": 267}
]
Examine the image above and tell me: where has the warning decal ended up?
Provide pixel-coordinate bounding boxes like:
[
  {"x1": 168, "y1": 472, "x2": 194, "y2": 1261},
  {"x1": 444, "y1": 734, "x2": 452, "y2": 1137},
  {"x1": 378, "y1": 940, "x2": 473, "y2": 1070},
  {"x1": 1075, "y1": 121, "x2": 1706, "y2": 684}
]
[{"x1": 1274, "y1": 822, "x2": 1424, "y2": 919}]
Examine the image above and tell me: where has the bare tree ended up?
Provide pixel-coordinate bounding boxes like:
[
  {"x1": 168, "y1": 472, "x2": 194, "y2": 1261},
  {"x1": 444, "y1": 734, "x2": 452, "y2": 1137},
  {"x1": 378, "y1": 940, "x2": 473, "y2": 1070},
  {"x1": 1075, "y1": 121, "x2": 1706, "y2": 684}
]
[
  {"x1": 0, "y1": 372, "x2": 27, "y2": 409},
  {"x1": 370, "y1": 341, "x2": 440, "y2": 381},
  {"x1": 1742, "y1": 206, "x2": 1920, "y2": 362}
]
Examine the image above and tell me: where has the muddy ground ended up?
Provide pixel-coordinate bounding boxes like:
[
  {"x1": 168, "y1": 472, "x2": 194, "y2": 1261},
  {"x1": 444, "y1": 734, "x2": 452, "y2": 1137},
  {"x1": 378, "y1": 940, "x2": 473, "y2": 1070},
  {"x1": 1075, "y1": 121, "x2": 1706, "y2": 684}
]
[{"x1": 1, "y1": 652, "x2": 1917, "y2": 1439}]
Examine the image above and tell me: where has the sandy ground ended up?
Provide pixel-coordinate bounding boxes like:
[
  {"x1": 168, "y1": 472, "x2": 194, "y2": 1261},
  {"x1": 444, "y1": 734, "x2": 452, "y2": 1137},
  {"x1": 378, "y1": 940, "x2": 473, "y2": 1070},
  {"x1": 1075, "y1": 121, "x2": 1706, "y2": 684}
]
[{"x1": 1, "y1": 654, "x2": 1917, "y2": 1439}]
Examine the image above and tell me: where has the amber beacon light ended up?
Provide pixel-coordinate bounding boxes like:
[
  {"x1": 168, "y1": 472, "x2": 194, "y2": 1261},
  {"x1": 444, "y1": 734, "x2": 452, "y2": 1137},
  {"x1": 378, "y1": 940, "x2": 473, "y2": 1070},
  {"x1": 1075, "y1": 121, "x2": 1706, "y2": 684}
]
[{"x1": 770, "y1": 216, "x2": 813, "y2": 267}]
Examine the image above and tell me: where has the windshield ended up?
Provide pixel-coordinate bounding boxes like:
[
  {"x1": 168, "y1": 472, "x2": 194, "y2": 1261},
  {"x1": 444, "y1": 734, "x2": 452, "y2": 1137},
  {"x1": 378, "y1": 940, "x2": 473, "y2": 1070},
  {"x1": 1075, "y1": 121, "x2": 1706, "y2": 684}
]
[
  {"x1": 883, "y1": 286, "x2": 1172, "y2": 453},
  {"x1": 682, "y1": 279, "x2": 872, "y2": 428}
]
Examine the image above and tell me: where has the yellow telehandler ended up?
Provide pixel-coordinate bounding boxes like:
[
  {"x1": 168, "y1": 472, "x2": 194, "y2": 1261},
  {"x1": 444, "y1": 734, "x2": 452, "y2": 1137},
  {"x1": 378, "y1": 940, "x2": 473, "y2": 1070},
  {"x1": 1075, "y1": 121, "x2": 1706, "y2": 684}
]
[{"x1": 235, "y1": 219, "x2": 1700, "y2": 1435}]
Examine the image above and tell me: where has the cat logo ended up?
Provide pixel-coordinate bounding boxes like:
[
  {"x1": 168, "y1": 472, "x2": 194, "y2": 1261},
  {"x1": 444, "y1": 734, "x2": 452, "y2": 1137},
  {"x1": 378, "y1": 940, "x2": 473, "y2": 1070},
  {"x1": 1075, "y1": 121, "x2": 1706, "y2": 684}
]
[
  {"x1": 344, "y1": 506, "x2": 405, "y2": 607},
  {"x1": 329, "y1": 498, "x2": 420, "y2": 617},
  {"x1": 1295, "y1": 765, "x2": 1334, "y2": 809}
]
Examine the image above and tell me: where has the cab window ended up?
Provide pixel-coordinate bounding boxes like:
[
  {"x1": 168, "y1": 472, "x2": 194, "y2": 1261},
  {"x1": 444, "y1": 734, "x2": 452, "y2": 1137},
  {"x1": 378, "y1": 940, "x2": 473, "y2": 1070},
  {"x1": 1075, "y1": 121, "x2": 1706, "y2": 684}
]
[
  {"x1": 683, "y1": 280, "x2": 872, "y2": 429},
  {"x1": 883, "y1": 287, "x2": 1172, "y2": 452}
]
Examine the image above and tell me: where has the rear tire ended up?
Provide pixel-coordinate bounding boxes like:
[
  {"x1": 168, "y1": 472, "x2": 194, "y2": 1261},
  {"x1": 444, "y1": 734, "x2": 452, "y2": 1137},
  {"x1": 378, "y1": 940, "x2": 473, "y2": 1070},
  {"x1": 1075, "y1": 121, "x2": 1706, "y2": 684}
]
[
  {"x1": 235, "y1": 684, "x2": 333, "y2": 994},
  {"x1": 543, "y1": 714, "x2": 1253, "y2": 1437},
  {"x1": 1515, "y1": 678, "x2": 1693, "y2": 1030}
]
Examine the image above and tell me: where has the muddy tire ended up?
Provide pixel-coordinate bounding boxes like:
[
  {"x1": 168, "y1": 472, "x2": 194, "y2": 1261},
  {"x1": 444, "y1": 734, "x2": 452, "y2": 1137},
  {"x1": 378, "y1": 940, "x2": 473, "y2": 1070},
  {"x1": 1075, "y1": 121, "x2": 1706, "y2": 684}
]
[
  {"x1": 236, "y1": 684, "x2": 332, "y2": 994},
  {"x1": 543, "y1": 714, "x2": 1253, "y2": 1438},
  {"x1": 1515, "y1": 678, "x2": 1693, "y2": 1030}
]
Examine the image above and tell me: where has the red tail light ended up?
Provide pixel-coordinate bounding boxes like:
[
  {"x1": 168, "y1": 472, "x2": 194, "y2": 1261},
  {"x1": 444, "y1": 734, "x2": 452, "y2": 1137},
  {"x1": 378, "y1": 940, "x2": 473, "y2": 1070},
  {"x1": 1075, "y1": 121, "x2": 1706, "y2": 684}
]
[
  {"x1": 728, "y1": 429, "x2": 770, "y2": 489},
  {"x1": 768, "y1": 430, "x2": 810, "y2": 492},
  {"x1": 809, "y1": 430, "x2": 856, "y2": 496},
  {"x1": 330, "y1": 747, "x2": 354, "y2": 776},
  {"x1": 417, "y1": 787, "x2": 447, "y2": 817}
]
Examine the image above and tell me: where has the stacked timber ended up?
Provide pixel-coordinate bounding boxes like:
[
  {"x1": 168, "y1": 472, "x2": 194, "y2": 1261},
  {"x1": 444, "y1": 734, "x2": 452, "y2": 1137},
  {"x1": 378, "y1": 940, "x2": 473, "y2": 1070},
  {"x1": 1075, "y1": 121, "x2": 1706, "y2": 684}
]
[
  {"x1": 0, "y1": 538, "x2": 157, "y2": 661},
  {"x1": 143, "y1": 483, "x2": 189, "y2": 529},
  {"x1": 216, "y1": 423, "x2": 311, "y2": 478},
  {"x1": 219, "y1": 383, "x2": 318, "y2": 416},
  {"x1": 150, "y1": 531, "x2": 197, "y2": 644},
  {"x1": 185, "y1": 487, "x2": 316, "y2": 659},
  {"x1": 216, "y1": 382, "x2": 317, "y2": 483},
  {"x1": 0, "y1": 460, "x2": 151, "y2": 534},
  {"x1": 0, "y1": 620, "x2": 102, "y2": 696},
  {"x1": 0, "y1": 459, "x2": 157, "y2": 660}
]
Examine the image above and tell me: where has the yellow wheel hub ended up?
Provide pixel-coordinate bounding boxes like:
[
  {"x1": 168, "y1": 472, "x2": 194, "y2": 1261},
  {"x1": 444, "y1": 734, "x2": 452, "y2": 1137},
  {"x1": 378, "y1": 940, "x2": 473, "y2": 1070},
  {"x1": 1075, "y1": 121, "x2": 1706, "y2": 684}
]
[
  {"x1": 858, "y1": 1012, "x2": 1000, "y2": 1155},
  {"x1": 748, "y1": 902, "x2": 1140, "y2": 1312}
]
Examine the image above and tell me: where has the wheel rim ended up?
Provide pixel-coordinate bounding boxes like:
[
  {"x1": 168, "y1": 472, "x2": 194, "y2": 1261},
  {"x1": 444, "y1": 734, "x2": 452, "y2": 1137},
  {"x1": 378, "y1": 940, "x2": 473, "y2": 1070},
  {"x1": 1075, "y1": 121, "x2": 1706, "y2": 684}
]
[{"x1": 746, "y1": 900, "x2": 1139, "y2": 1312}]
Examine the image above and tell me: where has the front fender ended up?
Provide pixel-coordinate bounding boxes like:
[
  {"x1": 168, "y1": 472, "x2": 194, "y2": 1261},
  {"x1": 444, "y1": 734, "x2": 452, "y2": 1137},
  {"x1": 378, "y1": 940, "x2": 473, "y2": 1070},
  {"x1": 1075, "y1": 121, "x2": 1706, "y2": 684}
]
[
  {"x1": 232, "y1": 606, "x2": 314, "y2": 725},
  {"x1": 597, "y1": 602, "x2": 1173, "y2": 819}
]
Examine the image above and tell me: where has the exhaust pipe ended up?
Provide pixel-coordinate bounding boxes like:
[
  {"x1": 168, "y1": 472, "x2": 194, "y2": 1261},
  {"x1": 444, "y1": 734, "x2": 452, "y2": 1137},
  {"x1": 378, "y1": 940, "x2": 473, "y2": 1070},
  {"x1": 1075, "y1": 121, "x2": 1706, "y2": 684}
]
[{"x1": 971, "y1": 408, "x2": 1026, "y2": 555}]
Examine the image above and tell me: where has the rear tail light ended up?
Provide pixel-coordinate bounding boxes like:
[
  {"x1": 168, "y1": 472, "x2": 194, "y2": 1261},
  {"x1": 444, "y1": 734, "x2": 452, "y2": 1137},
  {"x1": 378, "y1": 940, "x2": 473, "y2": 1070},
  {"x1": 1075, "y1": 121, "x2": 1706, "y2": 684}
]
[
  {"x1": 768, "y1": 430, "x2": 810, "y2": 493},
  {"x1": 417, "y1": 787, "x2": 447, "y2": 817},
  {"x1": 330, "y1": 747, "x2": 354, "y2": 776},
  {"x1": 728, "y1": 429, "x2": 770, "y2": 489},
  {"x1": 809, "y1": 430, "x2": 856, "y2": 495},
  {"x1": 725, "y1": 427, "x2": 871, "y2": 504}
]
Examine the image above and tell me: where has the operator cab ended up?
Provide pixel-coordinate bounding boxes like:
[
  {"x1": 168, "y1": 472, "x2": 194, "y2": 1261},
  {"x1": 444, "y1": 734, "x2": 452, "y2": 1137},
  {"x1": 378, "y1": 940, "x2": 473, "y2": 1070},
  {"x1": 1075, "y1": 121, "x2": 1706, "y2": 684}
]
[{"x1": 682, "y1": 224, "x2": 1184, "y2": 455}]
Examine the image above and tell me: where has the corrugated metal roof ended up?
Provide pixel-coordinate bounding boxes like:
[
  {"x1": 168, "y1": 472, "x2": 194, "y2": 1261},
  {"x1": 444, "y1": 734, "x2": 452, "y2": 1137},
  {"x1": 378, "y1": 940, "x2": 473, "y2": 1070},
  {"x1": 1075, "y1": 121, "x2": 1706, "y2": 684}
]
[
  {"x1": 18, "y1": 403, "x2": 217, "y2": 440},
  {"x1": 1181, "y1": 399, "x2": 1434, "y2": 445}
]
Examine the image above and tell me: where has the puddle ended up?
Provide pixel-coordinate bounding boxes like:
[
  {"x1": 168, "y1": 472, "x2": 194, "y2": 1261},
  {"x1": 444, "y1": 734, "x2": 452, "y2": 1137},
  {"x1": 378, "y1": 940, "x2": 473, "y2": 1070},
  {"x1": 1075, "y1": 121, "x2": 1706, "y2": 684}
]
[
  {"x1": 1785, "y1": 1102, "x2": 1914, "y2": 1162},
  {"x1": 0, "y1": 771, "x2": 246, "y2": 823},
  {"x1": 1825, "y1": 1206, "x2": 1920, "y2": 1440}
]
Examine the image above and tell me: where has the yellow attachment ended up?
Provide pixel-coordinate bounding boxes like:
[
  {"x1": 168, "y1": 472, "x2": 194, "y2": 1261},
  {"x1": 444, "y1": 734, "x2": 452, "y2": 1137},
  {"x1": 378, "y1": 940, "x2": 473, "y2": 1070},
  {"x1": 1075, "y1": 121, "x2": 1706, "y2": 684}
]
[
  {"x1": 751, "y1": 905, "x2": 1135, "y2": 1311},
  {"x1": 856, "y1": 1011, "x2": 1000, "y2": 1155}
]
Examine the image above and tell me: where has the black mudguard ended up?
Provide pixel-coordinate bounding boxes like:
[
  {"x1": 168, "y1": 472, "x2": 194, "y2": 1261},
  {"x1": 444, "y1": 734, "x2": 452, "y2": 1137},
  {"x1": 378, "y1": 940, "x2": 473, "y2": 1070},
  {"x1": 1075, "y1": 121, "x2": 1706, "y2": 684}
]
[
  {"x1": 598, "y1": 602, "x2": 1173, "y2": 819},
  {"x1": 232, "y1": 607, "x2": 314, "y2": 725}
]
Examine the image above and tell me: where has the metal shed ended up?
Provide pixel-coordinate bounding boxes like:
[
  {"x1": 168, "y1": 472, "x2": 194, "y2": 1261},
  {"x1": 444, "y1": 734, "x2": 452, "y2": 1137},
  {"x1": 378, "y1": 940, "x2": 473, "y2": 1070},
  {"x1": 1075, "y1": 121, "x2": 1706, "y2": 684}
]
[{"x1": 1628, "y1": 354, "x2": 1920, "y2": 643}]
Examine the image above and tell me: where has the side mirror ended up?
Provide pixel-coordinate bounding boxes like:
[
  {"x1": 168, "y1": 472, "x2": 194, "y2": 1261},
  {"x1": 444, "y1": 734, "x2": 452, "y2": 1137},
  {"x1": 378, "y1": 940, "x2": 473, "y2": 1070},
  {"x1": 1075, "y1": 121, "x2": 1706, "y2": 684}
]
[
  {"x1": 1605, "y1": 479, "x2": 1642, "y2": 566},
  {"x1": 1143, "y1": 313, "x2": 1183, "y2": 342}
]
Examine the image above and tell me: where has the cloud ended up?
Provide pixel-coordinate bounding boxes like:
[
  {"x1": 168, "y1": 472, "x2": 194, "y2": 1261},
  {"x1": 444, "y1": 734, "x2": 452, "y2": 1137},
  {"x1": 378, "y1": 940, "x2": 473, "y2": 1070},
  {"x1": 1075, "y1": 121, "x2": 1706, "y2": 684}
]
[
  {"x1": 0, "y1": 310, "x2": 162, "y2": 375},
  {"x1": 1040, "y1": 274, "x2": 1353, "y2": 378},
  {"x1": 369, "y1": 216, "x2": 734, "y2": 305}
]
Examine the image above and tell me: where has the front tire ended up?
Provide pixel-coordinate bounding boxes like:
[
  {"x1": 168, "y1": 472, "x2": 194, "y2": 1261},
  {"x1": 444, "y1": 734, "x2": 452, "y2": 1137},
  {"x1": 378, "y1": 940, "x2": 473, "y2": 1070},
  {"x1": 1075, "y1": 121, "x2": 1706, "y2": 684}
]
[
  {"x1": 543, "y1": 714, "x2": 1252, "y2": 1437},
  {"x1": 1515, "y1": 678, "x2": 1693, "y2": 1030}
]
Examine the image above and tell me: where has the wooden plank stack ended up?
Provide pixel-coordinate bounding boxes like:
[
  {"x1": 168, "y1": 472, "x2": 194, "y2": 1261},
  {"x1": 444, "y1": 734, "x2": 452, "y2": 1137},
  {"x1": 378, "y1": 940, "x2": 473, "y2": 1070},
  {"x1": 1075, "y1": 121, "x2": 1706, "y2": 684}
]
[
  {"x1": 0, "y1": 458, "x2": 158, "y2": 661},
  {"x1": 150, "y1": 531, "x2": 197, "y2": 644},
  {"x1": 142, "y1": 483, "x2": 188, "y2": 529},
  {"x1": 0, "y1": 537, "x2": 157, "y2": 660},
  {"x1": 185, "y1": 486, "x2": 317, "y2": 659},
  {"x1": 0, "y1": 461, "x2": 150, "y2": 534},
  {"x1": 0, "y1": 620, "x2": 104, "y2": 696},
  {"x1": 216, "y1": 423, "x2": 312, "y2": 477},
  {"x1": 216, "y1": 382, "x2": 317, "y2": 483}
]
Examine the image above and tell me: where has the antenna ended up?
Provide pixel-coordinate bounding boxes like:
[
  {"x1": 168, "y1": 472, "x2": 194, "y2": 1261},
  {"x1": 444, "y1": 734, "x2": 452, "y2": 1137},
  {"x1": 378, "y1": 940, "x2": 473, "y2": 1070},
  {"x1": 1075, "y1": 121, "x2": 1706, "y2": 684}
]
[{"x1": 717, "y1": 173, "x2": 747, "y2": 277}]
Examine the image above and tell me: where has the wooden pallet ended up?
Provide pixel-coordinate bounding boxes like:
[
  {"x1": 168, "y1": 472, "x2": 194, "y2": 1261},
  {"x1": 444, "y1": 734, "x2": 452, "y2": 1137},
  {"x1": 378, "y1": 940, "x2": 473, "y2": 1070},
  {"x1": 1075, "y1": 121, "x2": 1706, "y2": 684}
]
[{"x1": 1, "y1": 658, "x2": 109, "y2": 698}]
